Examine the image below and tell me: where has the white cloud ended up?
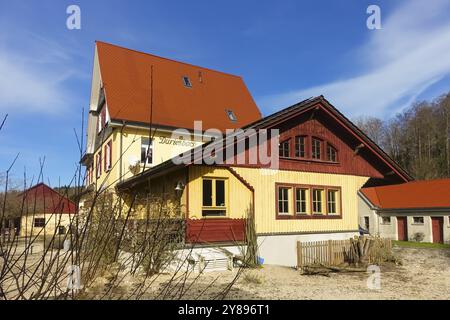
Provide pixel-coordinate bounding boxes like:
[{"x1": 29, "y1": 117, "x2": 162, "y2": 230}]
[
  {"x1": 0, "y1": 31, "x2": 81, "y2": 114},
  {"x1": 258, "y1": 0, "x2": 450, "y2": 118}
]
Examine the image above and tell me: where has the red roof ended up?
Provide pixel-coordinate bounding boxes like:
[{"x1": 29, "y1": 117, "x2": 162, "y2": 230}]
[
  {"x1": 360, "y1": 178, "x2": 450, "y2": 209},
  {"x1": 96, "y1": 41, "x2": 262, "y2": 132},
  {"x1": 21, "y1": 183, "x2": 76, "y2": 214}
]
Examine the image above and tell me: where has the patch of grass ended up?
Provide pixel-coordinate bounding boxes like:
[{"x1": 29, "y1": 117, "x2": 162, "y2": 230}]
[
  {"x1": 243, "y1": 272, "x2": 264, "y2": 285},
  {"x1": 393, "y1": 241, "x2": 450, "y2": 249}
]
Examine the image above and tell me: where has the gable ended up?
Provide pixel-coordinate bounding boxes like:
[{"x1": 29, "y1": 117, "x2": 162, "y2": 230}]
[
  {"x1": 21, "y1": 183, "x2": 76, "y2": 214},
  {"x1": 276, "y1": 113, "x2": 385, "y2": 178},
  {"x1": 116, "y1": 96, "x2": 412, "y2": 190}
]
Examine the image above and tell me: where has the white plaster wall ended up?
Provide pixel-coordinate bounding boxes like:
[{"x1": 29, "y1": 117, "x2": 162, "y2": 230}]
[
  {"x1": 443, "y1": 216, "x2": 450, "y2": 244},
  {"x1": 257, "y1": 232, "x2": 358, "y2": 267},
  {"x1": 378, "y1": 216, "x2": 397, "y2": 239},
  {"x1": 407, "y1": 216, "x2": 432, "y2": 242}
]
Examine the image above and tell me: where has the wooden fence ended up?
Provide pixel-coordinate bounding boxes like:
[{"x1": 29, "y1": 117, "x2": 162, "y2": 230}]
[{"x1": 296, "y1": 238, "x2": 392, "y2": 268}]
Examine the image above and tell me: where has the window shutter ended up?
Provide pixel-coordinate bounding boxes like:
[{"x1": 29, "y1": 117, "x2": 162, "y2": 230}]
[
  {"x1": 108, "y1": 140, "x2": 112, "y2": 170},
  {"x1": 95, "y1": 155, "x2": 99, "y2": 178},
  {"x1": 104, "y1": 145, "x2": 107, "y2": 171}
]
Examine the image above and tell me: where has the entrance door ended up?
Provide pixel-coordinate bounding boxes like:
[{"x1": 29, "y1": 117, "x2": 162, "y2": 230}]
[
  {"x1": 431, "y1": 217, "x2": 444, "y2": 243},
  {"x1": 397, "y1": 217, "x2": 408, "y2": 241}
]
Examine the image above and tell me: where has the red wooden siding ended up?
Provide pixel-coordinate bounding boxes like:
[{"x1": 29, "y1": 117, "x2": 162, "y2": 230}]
[
  {"x1": 21, "y1": 183, "x2": 77, "y2": 214},
  {"x1": 186, "y1": 218, "x2": 246, "y2": 243},
  {"x1": 227, "y1": 110, "x2": 389, "y2": 179}
]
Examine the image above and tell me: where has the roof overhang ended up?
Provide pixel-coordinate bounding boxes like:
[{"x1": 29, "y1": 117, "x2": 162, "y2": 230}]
[{"x1": 116, "y1": 96, "x2": 412, "y2": 191}]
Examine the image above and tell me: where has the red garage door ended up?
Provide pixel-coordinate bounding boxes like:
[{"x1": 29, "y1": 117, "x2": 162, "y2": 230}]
[
  {"x1": 397, "y1": 217, "x2": 408, "y2": 241},
  {"x1": 431, "y1": 217, "x2": 444, "y2": 244}
]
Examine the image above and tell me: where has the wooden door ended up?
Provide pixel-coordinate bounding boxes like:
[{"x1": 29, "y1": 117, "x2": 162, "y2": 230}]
[
  {"x1": 431, "y1": 217, "x2": 444, "y2": 244},
  {"x1": 397, "y1": 217, "x2": 408, "y2": 241}
]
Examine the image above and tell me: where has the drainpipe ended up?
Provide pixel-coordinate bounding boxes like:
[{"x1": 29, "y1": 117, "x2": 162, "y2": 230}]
[
  {"x1": 119, "y1": 121, "x2": 126, "y2": 215},
  {"x1": 120, "y1": 120, "x2": 125, "y2": 182}
]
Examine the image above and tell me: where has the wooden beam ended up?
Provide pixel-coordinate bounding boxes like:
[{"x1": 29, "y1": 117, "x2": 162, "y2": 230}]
[{"x1": 354, "y1": 143, "x2": 365, "y2": 155}]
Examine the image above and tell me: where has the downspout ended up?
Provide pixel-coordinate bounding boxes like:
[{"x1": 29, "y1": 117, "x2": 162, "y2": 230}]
[
  {"x1": 119, "y1": 120, "x2": 125, "y2": 182},
  {"x1": 119, "y1": 121, "x2": 126, "y2": 215}
]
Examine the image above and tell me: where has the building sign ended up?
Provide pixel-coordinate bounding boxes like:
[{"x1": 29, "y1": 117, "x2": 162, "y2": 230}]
[{"x1": 158, "y1": 136, "x2": 199, "y2": 148}]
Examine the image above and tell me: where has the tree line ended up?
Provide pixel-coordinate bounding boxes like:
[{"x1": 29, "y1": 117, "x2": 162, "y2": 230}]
[{"x1": 354, "y1": 92, "x2": 450, "y2": 180}]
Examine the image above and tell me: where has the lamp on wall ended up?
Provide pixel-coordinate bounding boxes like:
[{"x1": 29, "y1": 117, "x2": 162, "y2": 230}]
[{"x1": 175, "y1": 181, "x2": 185, "y2": 192}]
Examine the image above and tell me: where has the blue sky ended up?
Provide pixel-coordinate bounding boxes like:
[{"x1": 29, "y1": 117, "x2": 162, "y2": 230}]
[{"x1": 1, "y1": 0, "x2": 450, "y2": 187}]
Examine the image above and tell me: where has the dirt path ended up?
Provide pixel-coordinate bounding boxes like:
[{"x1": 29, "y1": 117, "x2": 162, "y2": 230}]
[{"x1": 170, "y1": 247, "x2": 450, "y2": 300}]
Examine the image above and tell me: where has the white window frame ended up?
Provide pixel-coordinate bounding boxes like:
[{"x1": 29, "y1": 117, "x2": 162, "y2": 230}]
[
  {"x1": 105, "y1": 141, "x2": 112, "y2": 171},
  {"x1": 312, "y1": 188, "x2": 324, "y2": 214},
  {"x1": 278, "y1": 186, "x2": 291, "y2": 215},
  {"x1": 141, "y1": 137, "x2": 153, "y2": 165},
  {"x1": 295, "y1": 188, "x2": 308, "y2": 214},
  {"x1": 327, "y1": 189, "x2": 339, "y2": 215}
]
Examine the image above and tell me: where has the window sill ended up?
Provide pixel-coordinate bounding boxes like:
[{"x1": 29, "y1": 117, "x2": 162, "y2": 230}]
[
  {"x1": 279, "y1": 156, "x2": 340, "y2": 165},
  {"x1": 276, "y1": 214, "x2": 342, "y2": 220},
  {"x1": 199, "y1": 216, "x2": 230, "y2": 220}
]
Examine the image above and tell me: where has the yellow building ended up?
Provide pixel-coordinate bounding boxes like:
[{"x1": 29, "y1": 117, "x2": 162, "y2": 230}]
[
  {"x1": 82, "y1": 42, "x2": 411, "y2": 266},
  {"x1": 19, "y1": 183, "x2": 76, "y2": 238}
]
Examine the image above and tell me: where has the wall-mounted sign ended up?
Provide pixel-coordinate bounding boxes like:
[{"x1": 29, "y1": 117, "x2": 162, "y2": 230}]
[{"x1": 158, "y1": 136, "x2": 199, "y2": 148}]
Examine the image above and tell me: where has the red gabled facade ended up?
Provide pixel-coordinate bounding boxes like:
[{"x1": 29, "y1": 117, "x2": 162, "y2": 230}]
[{"x1": 21, "y1": 183, "x2": 76, "y2": 214}]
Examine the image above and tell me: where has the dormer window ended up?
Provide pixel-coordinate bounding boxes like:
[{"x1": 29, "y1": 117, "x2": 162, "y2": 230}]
[
  {"x1": 182, "y1": 76, "x2": 192, "y2": 88},
  {"x1": 226, "y1": 109, "x2": 237, "y2": 122}
]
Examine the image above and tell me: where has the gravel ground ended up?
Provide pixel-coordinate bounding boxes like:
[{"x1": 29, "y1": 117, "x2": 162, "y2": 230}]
[
  {"x1": 78, "y1": 246, "x2": 450, "y2": 300},
  {"x1": 150, "y1": 247, "x2": 450, "y2": 300}
]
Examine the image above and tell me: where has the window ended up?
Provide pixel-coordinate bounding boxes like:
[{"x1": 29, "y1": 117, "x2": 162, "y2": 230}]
[
  {"x1": 312, "y1": 189, "x2": 324, "y2": 214},
  {"x1": 279, "y1": 140, "x2": 290, "y2": 158},
  {"x1": 327, "y1": 189, "x2": 339, "y2": 215},
  {"x1": 97, "y1": 108, "x2": 106, "y2": 134},
  {"x1": 295, "y1": 136, "x2": 306, "y2": 158},
  {"x1": 327, "y1": 144, "x2": 337, "y2": 162},
  {"x1": 413, "y1": 216, "x2": 424, "y2": 224},
  {"x1": 141, "y1": 137, "x2": 153, "y2": 165},
  {"x1": 202, "y1": 178, "x2": 227, "y2": 217},
  {"x1": 96, "y1": 152, "x2": 102, "y2": 178},
  {"x1": 97, "y1": 112, "x2": 102, "y2": 134},
  {"x1": 276, "y1": 184, "x2": 341, "y2": 219},
  {"x1": 226, "y1": 110, "x2": 237, "y2": 122},
  {"x1": 381, "y1": 216, "x2": 391, "y2": 224},
  {"x1": 34, "y1": 218, "x2": 45, "y2": 228},
  {"x1": 312, "y1": 138, "x2": 322, "y2": 160},
  {"x1": 278, "y1": 187, "x2": 290, "y2": 214},
  {"x1": 182, "y1": 76, "x2": 192, "y2": 88},
  {"x1": 57, "y1": 226, "x2": 66, "y2": 235},
  {"x1": 104, "y1": 140, "x2": 112, "y2": 172},
  {"x1": 295, "y1": 188, "x2": 308, "y2": 214},
  {"x1": 364, "y1": 216, "x2": 370, "y2": 230}
]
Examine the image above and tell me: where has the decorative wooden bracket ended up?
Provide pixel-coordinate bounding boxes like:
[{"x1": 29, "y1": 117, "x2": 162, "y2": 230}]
[{"x1": 354, "y1": 143, "x2": 365, "y2": 155}]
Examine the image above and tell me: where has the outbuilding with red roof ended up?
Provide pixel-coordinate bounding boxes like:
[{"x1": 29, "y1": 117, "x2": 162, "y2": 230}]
[{"x1": 359, "y1": 179, "x2": 450, "y2": 243}]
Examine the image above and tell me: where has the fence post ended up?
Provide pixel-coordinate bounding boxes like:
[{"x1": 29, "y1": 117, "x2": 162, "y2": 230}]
[
  {"x1": 328, "y1": 240, "x2": 332, "y2": 265},
  {"x1": 297, "y1": 241, "x2": 302, "y2": 270}
]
